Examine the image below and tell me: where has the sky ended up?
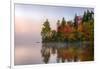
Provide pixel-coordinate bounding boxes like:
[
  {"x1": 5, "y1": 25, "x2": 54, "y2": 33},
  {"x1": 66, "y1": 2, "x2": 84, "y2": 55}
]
[{"x1": 15, "y1": 4, "x2": 94, "y2": 45}]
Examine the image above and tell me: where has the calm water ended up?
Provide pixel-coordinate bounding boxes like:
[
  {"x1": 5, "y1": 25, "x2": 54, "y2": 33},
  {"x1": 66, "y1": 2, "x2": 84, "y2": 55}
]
[{"x1": 15, "y1": 41, "x2": 94, "y2": 65}]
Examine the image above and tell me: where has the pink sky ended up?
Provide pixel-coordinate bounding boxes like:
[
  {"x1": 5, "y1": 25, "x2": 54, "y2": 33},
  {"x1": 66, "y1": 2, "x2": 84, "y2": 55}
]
[
  {"x1": 15, "y1": 16, "x2": 57, "y2": 45},
  {"x1": 15, "y1": 16, "x2": 42, "y2": 35},
  {"x1": 15, "y1": 16, "x2": 43, "y2": 45}
]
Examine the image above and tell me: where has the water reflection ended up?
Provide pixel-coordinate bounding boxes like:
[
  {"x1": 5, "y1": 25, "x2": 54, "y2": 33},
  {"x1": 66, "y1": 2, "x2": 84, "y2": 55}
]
[
  {"x1": 41, "y1": 41, "x2": 94, "y2": 63},
  {"x1": 15, "y1": 41, "x2": 94, "y2": 65}
]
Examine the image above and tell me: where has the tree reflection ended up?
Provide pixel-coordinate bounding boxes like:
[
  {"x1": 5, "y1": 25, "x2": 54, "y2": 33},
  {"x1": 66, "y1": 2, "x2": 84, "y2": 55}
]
[
  {"x1": 41, "y1": 41, "x2": 94, "y2": 64},
  {"x1": 41, "y1": 43, "x2": 50, "y2": 63}
]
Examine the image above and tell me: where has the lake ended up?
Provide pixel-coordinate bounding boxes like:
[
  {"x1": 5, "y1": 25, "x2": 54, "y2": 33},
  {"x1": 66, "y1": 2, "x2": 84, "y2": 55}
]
[{"x1": 15, "y1": 41, "x2": 94, "y2": 65}]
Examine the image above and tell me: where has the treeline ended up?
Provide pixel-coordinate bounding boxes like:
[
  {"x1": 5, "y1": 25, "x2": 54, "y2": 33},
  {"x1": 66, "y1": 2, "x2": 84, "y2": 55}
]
[{"x1": 41, "y1": 10, "x2": 94, "y2": 42}]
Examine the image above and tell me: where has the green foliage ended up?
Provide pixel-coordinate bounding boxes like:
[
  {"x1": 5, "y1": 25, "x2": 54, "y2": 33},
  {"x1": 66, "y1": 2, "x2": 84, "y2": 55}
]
[
  {"x1": 61, "y1": 17, "x2": 66, "y2": 27},
  {"x1": 74, "y1": 13, "x2": 78, "y2": 29},
  {"x1": 82, "y1": 11, "x2": 87, "y2": 22},
  {"x1": 82, "y1": 10, "x2": 94, "y2": 22},
  {"x1": 41, "y1": 19, "x2": 51, "y2": 42}
]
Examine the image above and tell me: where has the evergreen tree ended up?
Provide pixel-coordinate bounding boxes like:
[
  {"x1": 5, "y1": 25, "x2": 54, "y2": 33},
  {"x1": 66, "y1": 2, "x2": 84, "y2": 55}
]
[
  {"x1": 41, "y1": 19, "x2": 51, "y2": 42},
  {"x1": 61, "y1": 17, "x2": 66, "y2": 27},
  {"x1": 87, "y1": 10, "x2": 91, "y2": 20},
  {"x1": 90, "y1": 10, "x2": 94, "y2": 22},
  {"x1": 43, "y1": 19, "x2": 51, "y2": 32},
  {"x1": 82, "y1": 11, "x2": 87, "y2": 22},
  {"x1": 74, "y1": 13, "x2": 78, "y2": 29},
  {"x1": 57, "y1": 20, "x2": 60, "y2": 27}
]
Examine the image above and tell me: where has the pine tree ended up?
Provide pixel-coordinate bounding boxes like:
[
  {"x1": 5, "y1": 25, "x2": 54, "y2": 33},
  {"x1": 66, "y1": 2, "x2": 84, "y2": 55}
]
[
  {"x1": 86, "y1": 10, "x2": 90, "y2": 21},
  {"x1": 41, "y1": 19, "x2": 51, "y2": 42},
  {"x1": 74, "y1": 13, "x2": 78, "y2": 29},
  {"x1": 61, "y1": 17, "x2": 66, "y2": 27},
  {"x1": 82, "y1": 11, "x2": 87, "y2": 22},
  {"x1": 57, "y1": 20, "x2": 60, "y2": 27}
]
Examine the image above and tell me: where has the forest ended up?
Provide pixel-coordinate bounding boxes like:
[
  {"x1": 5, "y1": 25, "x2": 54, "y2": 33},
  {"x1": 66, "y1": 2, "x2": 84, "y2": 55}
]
[{"x1": 41, "y1": 10, "x2": 94, "y2": 43}]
